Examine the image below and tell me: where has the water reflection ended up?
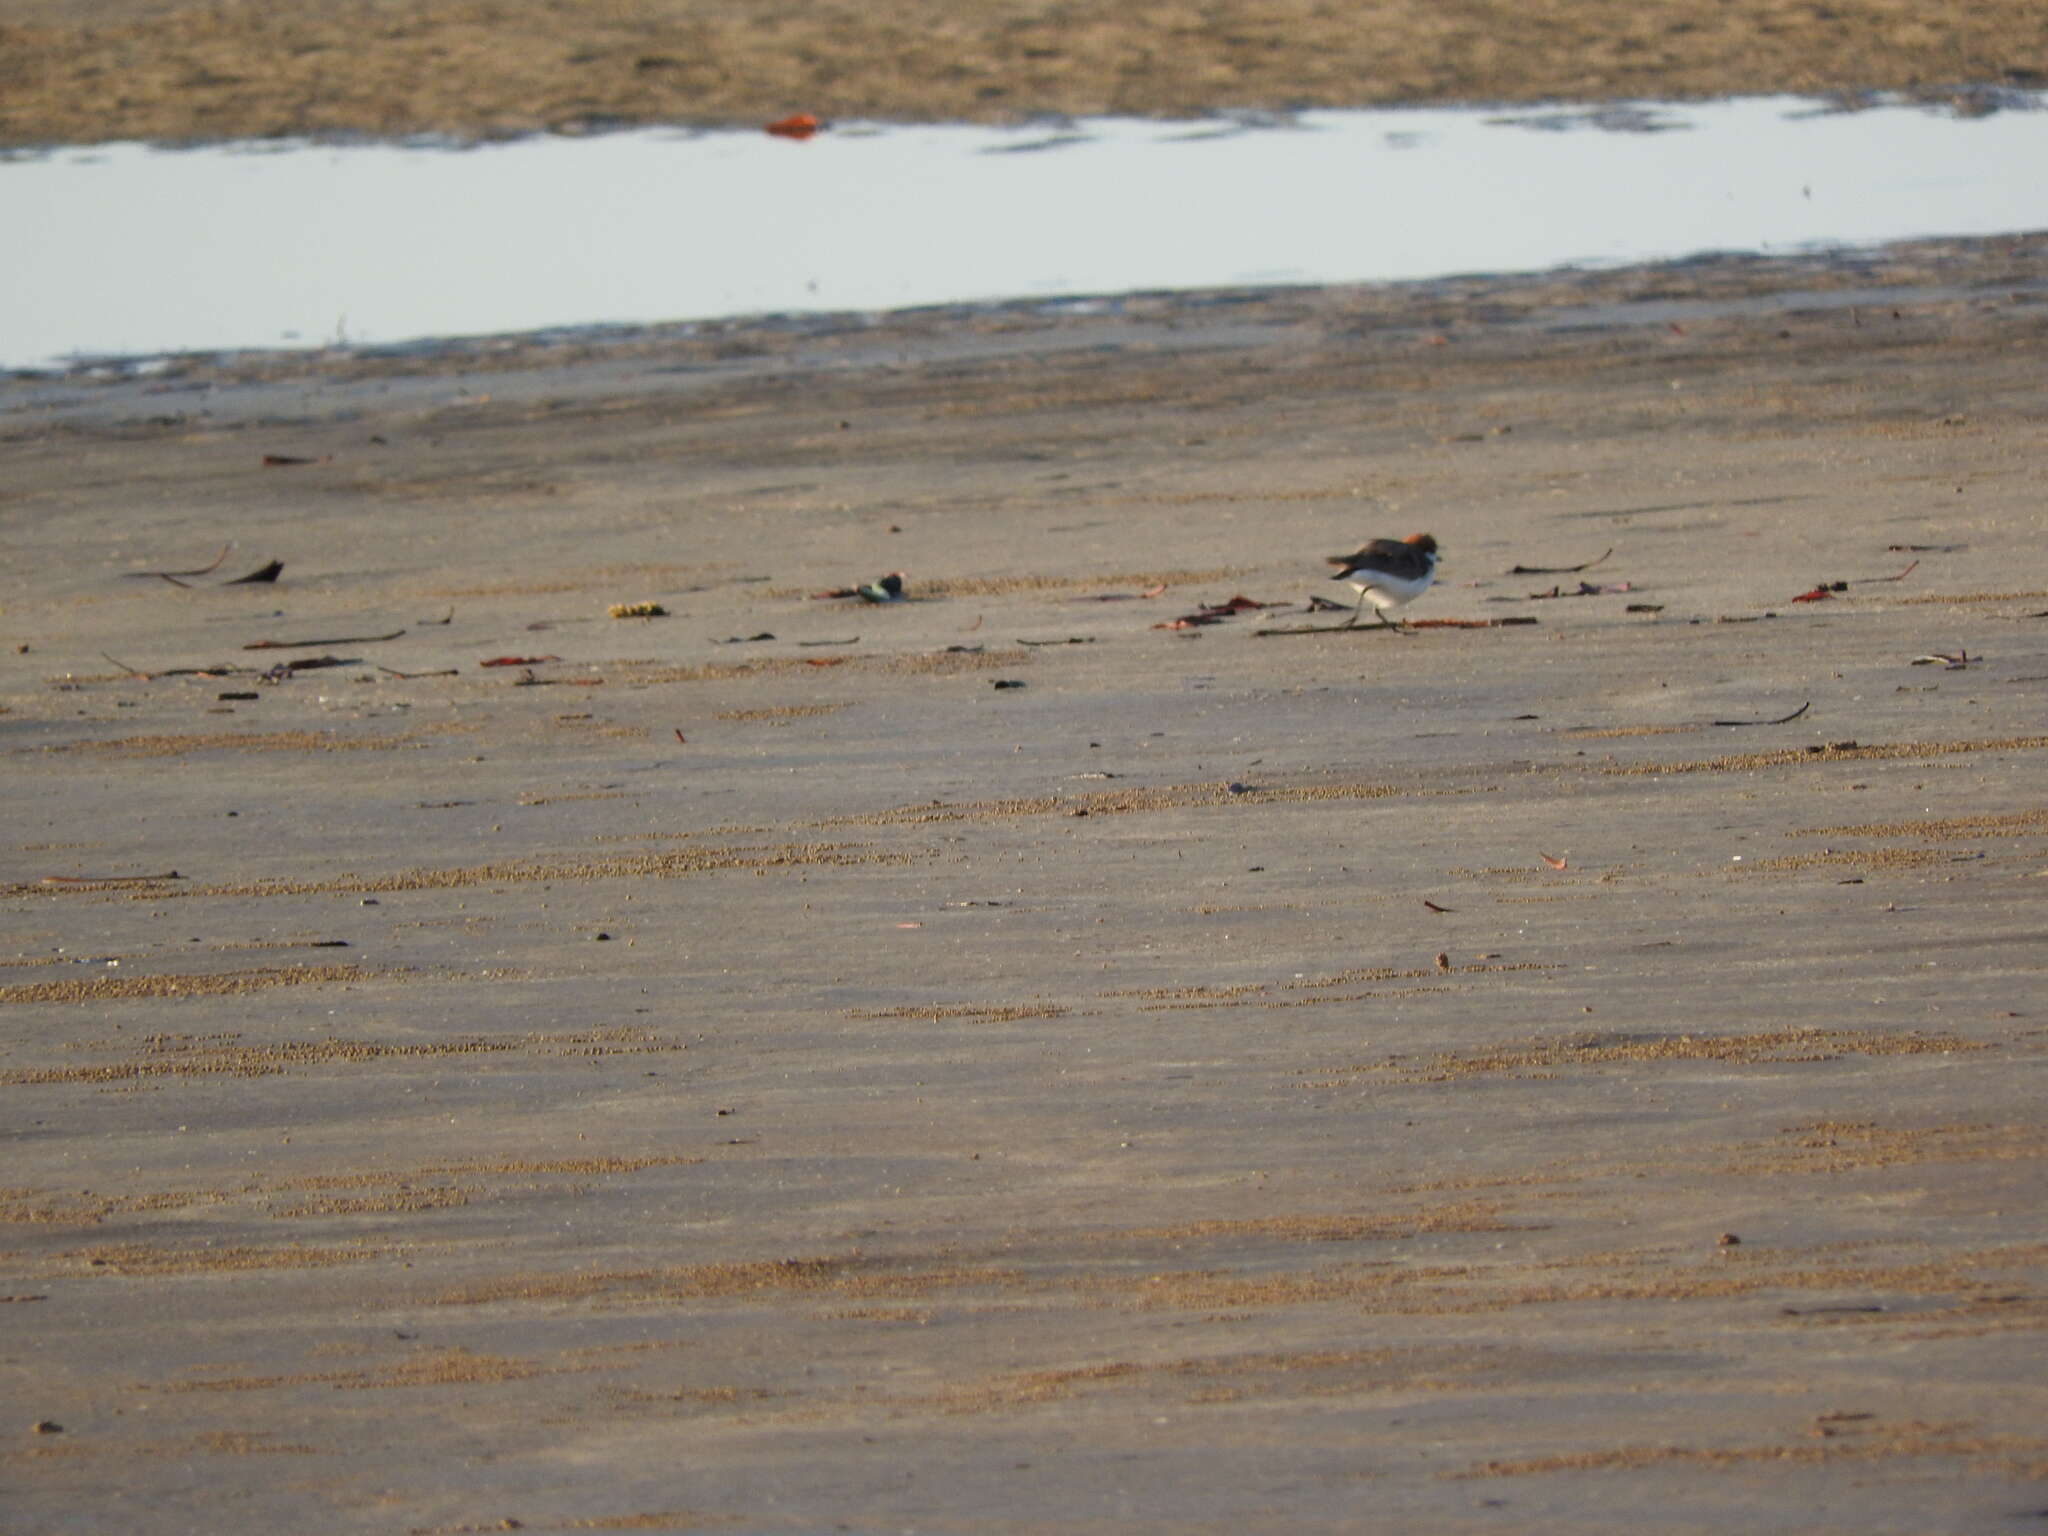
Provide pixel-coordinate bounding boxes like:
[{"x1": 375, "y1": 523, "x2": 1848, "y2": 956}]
[{"x1": 4, "y1": 92, "x2": 2044, "y2": 372}]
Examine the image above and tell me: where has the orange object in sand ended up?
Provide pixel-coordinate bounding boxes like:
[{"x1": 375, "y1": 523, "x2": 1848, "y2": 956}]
[{"x1": 766, "y1": 114, "x2": 822, "y2": 140}]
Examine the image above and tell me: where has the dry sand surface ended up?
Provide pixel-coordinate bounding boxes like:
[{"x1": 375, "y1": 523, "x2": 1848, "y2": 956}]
[
  {"x1": 4, "y1": 0, "x2": 2048, "y2": 146},
  {"x1": 4, "y1": 234, "x2": 2048, "y2": 1530}
]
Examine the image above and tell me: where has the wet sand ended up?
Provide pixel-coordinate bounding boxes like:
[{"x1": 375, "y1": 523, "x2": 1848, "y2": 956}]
[
  {"x1": 5, "y1": 236, "x2": 2048, "y2": 1529},
  {"x1": 5, "y1": 0, "x2": 2048, "y2": 147}
]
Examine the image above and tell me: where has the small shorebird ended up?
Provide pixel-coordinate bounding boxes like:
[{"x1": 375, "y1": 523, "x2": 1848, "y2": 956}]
[{"x1": 1327, "y1": 533, "x2": 1439, "y2": 628}]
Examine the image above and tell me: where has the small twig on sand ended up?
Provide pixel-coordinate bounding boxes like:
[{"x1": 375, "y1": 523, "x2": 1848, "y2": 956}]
[
  {"x1": 244, "y1": 629, "x2": 404, "y2": 650},
  {"x1": 102, "y1": 652, "x2": 257, "y2": 678},
  {"x1": 122, "y1": 546, "x2": 229, "y2": 581},
  {"x1": 1254, "y1": 616, "x2": 1538, "y2": 635},
  {"x1": 1855, "y1": 560, "x2": 1919, "y2": 583},
  {"x1": 41, "y1": 871, "x2": 183, "y2": 885},
  {"x1": 1712, "y1": 701, "x2": 1811, "y2": 726},
  {"x1": 225, "y1": 559, "x2": 285, "y2": 584},
  {"x1": 1254, "y1": 621, "x2": 1409, "y2": 636},
  {"x1": 376, "y1": 665, "x2": 459, "y2": 679},
  {"x1": 1511, "y1": 547, "x2": 1612, "y2": 575}
]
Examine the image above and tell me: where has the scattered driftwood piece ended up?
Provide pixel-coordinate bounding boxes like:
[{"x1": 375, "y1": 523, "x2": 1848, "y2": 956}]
[
  {"x1": 1887, "y1": 543, "x2": 1963, "y2": 553},
  {"x1": 225, "y1": 559, "x2": 285, "y2": 584},
  {"x1": 1712, "y1": 701, "x2": 1811, "y2": 726},
  {"x1": 100, "y1": 651, "x2": 254, "y2": 679},
  {"x1": 1422, "y1": 900, "x2": 1455, "y2": 914},
  {"x1": 1911, "y1": 651, "x2": 1973, "y2": 670},
  {"x1": 1528, "y1": 581, "x2": 1632, "y2": 600},
  {"x1": 797, "y1": 637, "x2": 858, "y2": 647},
  {"x1": 261, "y1": 454, "x2": 330, "y2": 466},
  {"x1": 1073, "y1": 583, "x2": 1168, "y2": 602},
  {"x1": 1017, "y1": 636, "x2": 1096, "y2": 646},
  {"x1": 715, "y1": 633, "x2": 777, "y2": 645},
  {"x1": 122, "y1": 546, "x2": 229, "y2": 582},
  {"x1": 244, "y1": 630, "x2": 403, "y2": 650},
  {"x1": 260, "y1": 656, "x2": 355, "y2": 680},
  {"x1": 419, "y1": 610, "x2": 455, "y2": 625},
  {"x1": 376, "y1": 665, "x2": 459, "y2": 679},
  {"x1": 1510, "y1": 547, "x2": 1613, "y2": 575},
  {"x1": 1855, "y1": 560, "x2": 1919, "y2": 584},
  {"x1": 480, "y1": 655, "x2": 558, "y2": 667},
  {"x1": 1539, "y1": 853, "x2": 1569, "y2": 870},
  {"x1": 1254, "y1": 615, "x2": 1538, "y2": 635},
  {"x1": 1154, "y1": 595, "x2": 1275, "y2": 630},
  {"x1": 1254, "y1": 620, "x2": 1408, "y2": 635},
  {"x1": 41, "y1": 871, "x2": 183, "y2": 885}
]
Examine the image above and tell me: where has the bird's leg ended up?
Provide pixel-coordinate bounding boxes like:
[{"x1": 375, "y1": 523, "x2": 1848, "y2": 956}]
[{"x1": 1346, "y1": 590, "x2": 1368, "y2": 628}]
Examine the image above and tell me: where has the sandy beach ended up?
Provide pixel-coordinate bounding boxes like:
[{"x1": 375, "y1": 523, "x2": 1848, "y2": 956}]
[
  {"x1": 5, "y1": 3, "x2": 2048, "y2": 1526},
  {"x1": 7, "y1": 239, "x2": 2047, "y2": 1531},
  {"x1": 4, "y1": 0, "x2": 2047, "y2": 147}
]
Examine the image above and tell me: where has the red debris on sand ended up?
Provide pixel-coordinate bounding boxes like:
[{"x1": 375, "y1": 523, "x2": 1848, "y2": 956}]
[
  {"x1": 766, "y1": 114, "x2": 822, "y2": 140},
  {"x1": 1791, "y1": 583, "x2": 1843, "y2": 603},
  {"x1": 480, "y1": 655, "x2": 560, "y2": 667},
  {"x1": 1153, "y1": 595, "x2": 1274, "y2": 630}
]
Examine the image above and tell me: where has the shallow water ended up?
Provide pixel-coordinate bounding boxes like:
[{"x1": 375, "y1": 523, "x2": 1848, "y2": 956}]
[{"x1": 5, "y1": 92, "x2": 2046, "y2": 372}]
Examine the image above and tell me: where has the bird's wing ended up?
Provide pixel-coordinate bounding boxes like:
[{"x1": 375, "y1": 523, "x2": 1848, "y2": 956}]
[{"x1": 1327, "y1": 538, "x2": 1415, "y2": 574}]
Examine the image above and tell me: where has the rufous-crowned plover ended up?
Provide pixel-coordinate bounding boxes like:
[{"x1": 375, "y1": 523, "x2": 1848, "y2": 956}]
[{"x1": 1326, "y1": 533, "x2": 1439, "y2": 628}]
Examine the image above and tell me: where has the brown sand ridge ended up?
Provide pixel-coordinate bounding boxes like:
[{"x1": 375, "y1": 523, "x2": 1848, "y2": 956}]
[
  {"x1": 4, "y1": 7, "x2": 2048, "y2": 1518},
  {"x1": 4, "y1": 0, "x2": 2047, "y2": 147}
]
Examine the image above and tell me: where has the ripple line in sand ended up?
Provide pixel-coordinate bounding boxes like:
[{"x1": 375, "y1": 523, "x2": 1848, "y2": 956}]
[
  {"x1": 835, "y1": 780, "x2": 1409, "y2": 827},
  {"x1": 1604, "y1": 734, "x2": 2048, "y2": 776},
  {"x1": 20, "y1": 841, "x2": 912, "y2": 901},
  {"x1": 1312, "y1": 1026, "x2": 1987, "y2": 1086},
  {"x1": 0, "y1": 962, "x2": 377, "y2": 1007}
]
